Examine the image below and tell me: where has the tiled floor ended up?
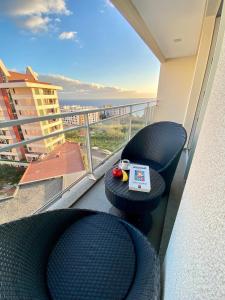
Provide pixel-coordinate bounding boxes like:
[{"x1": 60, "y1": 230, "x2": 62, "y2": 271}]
[{"x1": 73, "y1": 151, "x2": 187, "y2": 262}]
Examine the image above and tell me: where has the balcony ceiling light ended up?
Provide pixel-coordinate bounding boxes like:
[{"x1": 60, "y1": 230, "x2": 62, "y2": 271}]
[{"x1": 173, "y1": 38, "x2": 182, "y2": 43}]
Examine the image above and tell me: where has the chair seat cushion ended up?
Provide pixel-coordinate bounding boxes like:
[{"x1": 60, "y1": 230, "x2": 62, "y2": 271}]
[{"x1": 47, "y1": 214, "x2": 136, "y2": 300}]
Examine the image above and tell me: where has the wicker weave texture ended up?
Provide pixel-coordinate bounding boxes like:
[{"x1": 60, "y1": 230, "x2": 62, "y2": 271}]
[
  {"x1": 121, "y1": 121, "x2": 187, "y2": 193},
  {"x1": 0, "y1": 209, "x2": 160, "y2": 300}
]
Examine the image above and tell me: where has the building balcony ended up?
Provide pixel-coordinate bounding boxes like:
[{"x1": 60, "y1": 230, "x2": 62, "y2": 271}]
[
  {"x1": 0, "y1": 99, "x2": 182, "y2": 261},
  {"x1": 32, "y1": 94, "x2": 57, "y2": 99},
  {"x1": 0, "y1": 0, "x2": 224, "y2": 298},
  {"x1": 38, "y1": 103, "x2": 59, "y2": 109},
  {"x1": 42, "y1": 119, "x2": 62, "y2": 128}
]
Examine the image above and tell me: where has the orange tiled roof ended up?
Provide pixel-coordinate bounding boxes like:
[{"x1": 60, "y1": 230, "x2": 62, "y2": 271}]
[
  {"x1": 20, "y1": 142, "x2": 85, "y2": 184},
  {"x1": 9, "y1": 71, "x2": 34, "y2": 81},
  {"x1": 8, "y1": 71, "x2": 51, "y2": 85}
]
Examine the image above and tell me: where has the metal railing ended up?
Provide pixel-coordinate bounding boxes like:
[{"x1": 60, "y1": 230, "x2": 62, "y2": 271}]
[
  {"x1": 0, "y1": 100, "x2": 156, "y2": 220},
  {"x1": 0, "y1": 100, "x2": 156, "y2": 171},
  {"x1": 0, "y1": 100, "x2": 156, "y2": 128}
]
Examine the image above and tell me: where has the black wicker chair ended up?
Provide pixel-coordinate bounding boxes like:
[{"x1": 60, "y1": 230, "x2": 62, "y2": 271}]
[
  {"x1": 0, "y1": 209, "x2": 160, "y2": 300},
  {"x1": 122, "y1": 121, "x2": 187, "y2": 194}
]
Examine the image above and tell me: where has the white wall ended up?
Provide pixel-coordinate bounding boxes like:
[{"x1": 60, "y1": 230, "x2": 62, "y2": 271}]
[
  {"x1": 184, "y1": 15, "x2": 216, "y2": 139},
  {"x1": 154, "y1": 56, "x2": 196, "y2": 124},
  {"x1": 163, "y1": 13, "x2": 225, "y2": 300},
  {"x1": 155, "y1": 16, "x2": 216, "y2": 134}
]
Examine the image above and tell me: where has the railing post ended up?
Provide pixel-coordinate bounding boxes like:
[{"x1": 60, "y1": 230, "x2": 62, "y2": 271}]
[
  {"x1": 128, "y1": 105, "x2": 132, "y2": 140},
  {"x1": 84, "y1": 113, "x2": 93, "y2": 174},
  {"x1": 145, "y1": 103, "x2": 150, "y2": 126},
  {"x1": 149, "y1": 106, "x2": 154, "y2": 124}
]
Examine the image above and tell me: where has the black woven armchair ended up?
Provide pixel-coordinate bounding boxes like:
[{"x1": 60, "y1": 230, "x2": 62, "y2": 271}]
[
  {"x1": 122, "y1": 121, "x2": 187, "y2": 194},
  {"x1": 0, "y1": 209, "x2": 160, "y2": 300}
]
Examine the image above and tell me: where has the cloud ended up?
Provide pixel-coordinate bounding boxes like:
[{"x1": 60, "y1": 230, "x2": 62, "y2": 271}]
[
  {"x1": 39, "y1": 74, "x2": 152, "y2": 100},
  {"x1": 0, "y1": 0, "x2": 71, "y2": 16},
  {"x1": 20, "y1": 16, "x2": 50, "y2": 33},
  {"x1": 59, "y1": 31, "x2": 77, "y2": 40},
  {"x1": 0, "y1": 0, "x2": 71, "y2": 32}
]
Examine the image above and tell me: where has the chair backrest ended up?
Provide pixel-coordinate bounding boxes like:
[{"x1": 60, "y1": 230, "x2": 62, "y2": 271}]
[
  {"x1": 122, "y1": 122, "x2": 187, "y2": 167},
  {"x1": 0, "y1": 209, "x2": 94, "y2": 299}
]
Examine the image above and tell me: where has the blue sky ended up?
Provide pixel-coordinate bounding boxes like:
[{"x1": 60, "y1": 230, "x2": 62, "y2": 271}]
[{"x1": 0, "y1": 0, "x2": 160, "y2": 99}]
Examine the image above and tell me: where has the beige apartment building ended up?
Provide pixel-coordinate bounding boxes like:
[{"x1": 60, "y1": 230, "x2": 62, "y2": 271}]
[
  {"x1": 61, "y1": 105, "x2": 100, "y2": 126},
  {"x1": 0, "y1": 60, "x2": 65, "y2": 162},
  {"x1": 103, "y1": 105, "x2": 129, "y2": 117}
]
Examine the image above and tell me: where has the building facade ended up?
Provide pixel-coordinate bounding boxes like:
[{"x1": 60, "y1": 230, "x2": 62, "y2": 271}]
[
  {"x1": 102, "y1": 105, "x2": 129, "y2": 118},
  {"x1": 0, "y1": 60, "x2": 65, "y2": 162},
  {"x1": 60, "y1": 105, "x2": 100, "y2": 126}
]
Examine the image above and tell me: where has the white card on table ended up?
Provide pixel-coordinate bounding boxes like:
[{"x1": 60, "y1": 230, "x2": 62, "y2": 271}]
[{"x1": 129, "y1": 164, "x2": 151, "y2": 193}]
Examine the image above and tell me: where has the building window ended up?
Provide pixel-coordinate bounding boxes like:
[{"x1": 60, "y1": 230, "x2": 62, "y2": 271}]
[
  {"x1": 34, "y1": 88, "x2": 40, "y2": 95},
  {"x1": 24, "y1": 129, "x2": 27, "y2": 134},
  {"x1": 0, "y1": 139, "x2": 8, "y2": 144},
  {"x1": 28, "y1": 147, "x2": 32, "y2": 151},
  {"x1": 19, "y1": 110, "x2": 22, "y2": 115},
  {"x1": 37, "y1": 99, "x2": 42, "y2": 105},
  {"x1": 14, "y1": 100, "x2": 18, "y2": 105}
]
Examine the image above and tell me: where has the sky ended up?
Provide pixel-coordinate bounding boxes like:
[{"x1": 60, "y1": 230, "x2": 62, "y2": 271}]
[{"x1": 0, "y1": 0, "x2": 160, "y2": 100}]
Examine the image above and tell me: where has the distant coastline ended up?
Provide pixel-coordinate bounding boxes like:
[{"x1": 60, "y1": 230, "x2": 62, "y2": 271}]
[{"x1": 59, "y1": 98, "x2": 155, "y2": 107}]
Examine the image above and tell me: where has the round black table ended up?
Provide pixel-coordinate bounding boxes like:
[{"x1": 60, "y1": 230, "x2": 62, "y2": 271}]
[{"x1": 105, "y1": 166, "x2": 165, "y2": 233}]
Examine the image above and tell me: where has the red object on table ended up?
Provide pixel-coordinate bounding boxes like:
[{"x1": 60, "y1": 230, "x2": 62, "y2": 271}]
[{"x1": 112, "y1": 167, "x2": 123, "y2": 178}]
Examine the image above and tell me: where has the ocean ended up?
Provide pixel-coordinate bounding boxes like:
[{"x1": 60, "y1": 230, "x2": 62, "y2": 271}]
[{"x1": 59, "y1": 98, "x2": 154, "y2": 108}]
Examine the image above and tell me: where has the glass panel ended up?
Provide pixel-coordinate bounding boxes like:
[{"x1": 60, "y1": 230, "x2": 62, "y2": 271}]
[
  {"x1": 0, "y1": 103, "x2": 155, "y2": 224},
  {"x1": 90, "y1": 115, "x2": 129, "y2": 169},
  {"x1": 100, "y1": 106, "x2": 130, "y2": 121},
  {"x1": 0, "y1": 126, "x2": 88, "y2": 224},
  {"x1": 131, "y1": 109, "x2": 146, "y2": 137},
  {"x1": 64, "y1": 127, "x2": 89, "y2": 172}
]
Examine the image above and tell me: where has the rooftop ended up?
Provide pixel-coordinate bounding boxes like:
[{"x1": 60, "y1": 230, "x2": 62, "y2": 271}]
[
  {"x1": 0, "y1": 60, "x2": 61, "y2": 88},
  {"x1": 8, "y1": 71, "x2": 34, "y2": 82},
  {"x1": 8, "y1": 71, "x2": 51, "y2": 85},
  {"x1": 20, "y1": 142, "x2": 85, "y2": 184}
]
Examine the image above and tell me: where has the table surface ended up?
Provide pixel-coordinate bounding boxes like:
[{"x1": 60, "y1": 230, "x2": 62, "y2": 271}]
[{"x1": 105, "y1": 166, "x2": 165, "y2": 202}]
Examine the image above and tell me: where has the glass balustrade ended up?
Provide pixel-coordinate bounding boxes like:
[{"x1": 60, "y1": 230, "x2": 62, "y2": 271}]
[{"x1": 0, "y1": 100, "x2": 156, "y2": 224}]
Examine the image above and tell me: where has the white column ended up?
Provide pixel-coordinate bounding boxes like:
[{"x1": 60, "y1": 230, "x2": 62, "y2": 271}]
[
  {"x1": 154, "y1": 56, "x2": 196, "y2": 124},
  {"x1": 163, "y1": 19, "x2": 225, "y2": 300}
]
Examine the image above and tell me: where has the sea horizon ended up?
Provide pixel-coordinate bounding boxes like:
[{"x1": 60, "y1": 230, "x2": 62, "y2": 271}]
[{"x1": 59, "y1": 98, "x2": 155, "y2": 108}]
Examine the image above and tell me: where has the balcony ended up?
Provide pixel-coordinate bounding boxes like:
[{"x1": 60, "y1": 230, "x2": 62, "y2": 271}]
[
  {"x1": 0, "y1": 0, "x2": 224, "y2": 297},
  {"x1": 0, "y1": 99, "x2": 186, "y2": 261},
  {"x1": 0, "y1": 101, "x2": 153, "y2": 210}
]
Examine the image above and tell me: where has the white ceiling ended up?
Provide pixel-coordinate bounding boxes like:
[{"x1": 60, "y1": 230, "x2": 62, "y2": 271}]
[{"x1": 131, "y1": 0, "x2": 207, "y2": 59}]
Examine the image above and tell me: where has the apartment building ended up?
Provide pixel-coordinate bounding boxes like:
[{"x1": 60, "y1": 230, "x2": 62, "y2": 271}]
[
  {"x1": 60, "y1": 105, "x2": 100, "y2": 126},
  {"x1": 0, "y1": 60, "x2": 65, "y2": 162},
  {"x1": 102, "y1": 105, "x2": 129, "y2": 118}
]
